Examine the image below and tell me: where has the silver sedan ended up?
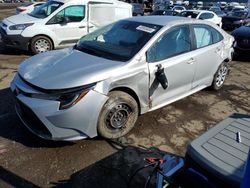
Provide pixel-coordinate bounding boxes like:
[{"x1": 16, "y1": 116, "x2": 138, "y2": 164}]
[{"x1": 11, "y1": 16, "x2": 234, "y2": 141}]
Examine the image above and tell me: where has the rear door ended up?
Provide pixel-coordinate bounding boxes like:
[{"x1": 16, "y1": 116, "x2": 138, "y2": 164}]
[
  {"x1": 191, "y1": 24, "x2": 224, "y2": 88},
  {"x1": 147, "y1": 25, "x2": 196, "y2": 109}
]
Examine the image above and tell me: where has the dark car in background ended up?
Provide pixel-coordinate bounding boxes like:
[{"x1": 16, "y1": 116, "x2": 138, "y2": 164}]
[
  {"x1": 150, "y1": 10, "x2": 178, "y2": 16},
  {"x1": 214, "y1": 10, "x2": 226, "y2": 18},
  {"x1": 132, "y1": 3, "x2": 144, "y2": 16},
  {"x1": 209, "y1": 6, "x2": 221, "y2": 12},
  {"x1": 231, "y1": 22, "x2": 250, "y2": 55},
  {"x1": 222, "y1": 10, "x2": 250, "y2": 31}
]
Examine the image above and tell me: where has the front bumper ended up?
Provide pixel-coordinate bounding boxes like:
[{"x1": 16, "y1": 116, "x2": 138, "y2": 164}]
[
  {"x1": 0, "y1": 27, "x2": 31, "y2": 51},
  {"x1": 233, "y1": 39, "x2": 250, "y2": 54},
  {"x1": 11, "y1": 74, "x2": 109, "y2": 141}
]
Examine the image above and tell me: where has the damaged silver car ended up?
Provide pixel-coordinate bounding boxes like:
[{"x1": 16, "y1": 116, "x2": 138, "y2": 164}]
[{"x1": 11, "y1": 16, "x2": 234, "y2": 141}]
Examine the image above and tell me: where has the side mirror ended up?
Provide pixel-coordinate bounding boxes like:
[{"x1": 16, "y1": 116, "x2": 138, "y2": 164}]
[
  {"x1": 155, "y1": 64, "x2": 168, "y2": 89},
  {"x1": 57, "y1": 16, "x2": 70, "y2": 24}
]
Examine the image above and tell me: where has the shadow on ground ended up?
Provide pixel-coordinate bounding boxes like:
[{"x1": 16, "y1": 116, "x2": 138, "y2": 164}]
[
  {"x1": 0, "y1": 42, "x2": 31, "y2": 56},
  {"x1": 0, "y1": 88, "x2": 73, "y2": 148},
  {"x1": 0, "y1": 166, "x2": 40, "y2": 188},
  {"x1": 51, "y1": 146, "x2": 168, "y2": 188},
  {"x1": 0, "y1": 146, "x2": 169, "y2": 188},
  {"x1": 233, "y1": 53, "x2": 250, "y2": 62}
]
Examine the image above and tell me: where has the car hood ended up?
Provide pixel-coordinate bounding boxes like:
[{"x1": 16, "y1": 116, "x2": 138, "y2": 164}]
[
  {"x1": 6, "y1": 13, "x2": 40, "y2": 24},
  {"x1": 18, "y1": 48, "x2": 126, "y2": 90},
  {"x1": 232, "y1": 26, "x2": 250, "y2": 38}
]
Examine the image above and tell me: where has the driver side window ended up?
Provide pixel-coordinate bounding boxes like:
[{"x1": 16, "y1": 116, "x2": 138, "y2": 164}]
[
  {"x1": 48, "y1": 5, "x2": 85, "y2": 24},
  {"x1": 147, "y1": 25, "x2": 191, "y2": 63}
]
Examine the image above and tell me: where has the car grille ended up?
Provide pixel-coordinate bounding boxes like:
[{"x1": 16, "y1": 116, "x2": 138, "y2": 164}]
[
  {"x1": 0, "y1": 27, "x2": 12, "y2": 45},
  {"x1": 15, "y1": 98, "x2": 52, "y2": 138},
  {"x1": 0, "y1": 27, "x2": 6, "y2": 35},
  {"x1": 236, "y1": 38, "x2": 250, "y2": 49}
]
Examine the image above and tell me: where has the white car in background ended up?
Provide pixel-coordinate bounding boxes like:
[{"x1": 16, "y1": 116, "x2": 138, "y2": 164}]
[
  {"x1": 179, "y1": 10, "x2": 222, "y2": 27},
  {"x1": 172, "y1": 5, "x2": 186, "y2": 13},
  {"x1": 16, "y1": 2, "x2": 45, "y2": 14}
]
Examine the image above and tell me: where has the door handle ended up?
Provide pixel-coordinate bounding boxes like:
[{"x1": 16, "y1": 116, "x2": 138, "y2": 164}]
[
  {"x1": 187, "y1": 58, "x2": 195, "y2": 64},
  {"x1": 79, "y1": 26, "x2": 86, "y2": 28}
]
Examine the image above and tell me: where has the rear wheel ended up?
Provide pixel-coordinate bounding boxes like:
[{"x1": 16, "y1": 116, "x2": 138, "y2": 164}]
[
  {"x1": 211, "y1": 62, "x2": 228, "y2": 90},
  {"x1": 97, "y1": 91, "x2": 138, "y2": 139},
  {"x1": 30, "y1": 36, "x2": 53, "y2": 54}
]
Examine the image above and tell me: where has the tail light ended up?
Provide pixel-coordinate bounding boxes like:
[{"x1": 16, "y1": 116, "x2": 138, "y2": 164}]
[{"x1": 17, "y1": 8, "x2": 26, "y2": 12}]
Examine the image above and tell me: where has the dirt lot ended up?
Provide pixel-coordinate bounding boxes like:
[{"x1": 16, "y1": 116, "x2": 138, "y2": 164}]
[{"x1": 0, "y1": 5, "x2": 250, "y2": 188}]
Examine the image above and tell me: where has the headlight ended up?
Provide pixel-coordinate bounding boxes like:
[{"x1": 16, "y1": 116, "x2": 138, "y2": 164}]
[
  {"x1": 58, "y1": 89, "x2": 90, "y2": 110},
  {"x1": 27, "y1": 83, "x2": 96, "y2": 110},
  {"x1": 56, "y1": 83, "x2": 96, "y2": 110},
  {"x1": 9, "y1": 23, "x2": 34, "y2": 30}
]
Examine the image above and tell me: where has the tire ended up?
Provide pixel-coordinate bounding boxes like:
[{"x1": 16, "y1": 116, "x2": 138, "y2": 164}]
[
  {"x1": 30, "y1": 36, "x2": 53, "y2": 54},
  {"x1": 97, "y1": 91, "x2": 138, "y2": 139},
  {"x1": 211, "y1": 62, "x2": 228, "y2": 90}
]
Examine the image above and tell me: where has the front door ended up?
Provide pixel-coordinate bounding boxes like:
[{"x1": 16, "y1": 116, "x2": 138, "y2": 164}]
[
  {"x1": 147, "y1": 25, "x2": 196, "y2": 109},
  {"x1": 51, "y1": 5, "x2": 87, "y2": 47}
]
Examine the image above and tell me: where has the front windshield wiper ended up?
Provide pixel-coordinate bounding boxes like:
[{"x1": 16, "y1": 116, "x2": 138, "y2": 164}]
[
  {"x1": 75, "y1": 44, "x2": 104, "y2": 57},
  {"x1": 75, "y1": 44, "x2": 128, "y2": 61}
]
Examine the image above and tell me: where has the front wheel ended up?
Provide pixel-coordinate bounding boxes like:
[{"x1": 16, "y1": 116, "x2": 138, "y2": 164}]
[
  {"x1": 211, "y1": 62, "x2": 228, "y2": 90},
  {"x1": 97, "y1": 91, "x2": 138, "y2": 139},
  {"x1": 30, "y1": 36, "x2": 53, "y2": 54}
]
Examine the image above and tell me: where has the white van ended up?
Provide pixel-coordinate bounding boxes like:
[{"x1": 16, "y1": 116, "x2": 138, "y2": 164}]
[{"x1": 0, "y1": 0, "x2": 132, "y2": 54}]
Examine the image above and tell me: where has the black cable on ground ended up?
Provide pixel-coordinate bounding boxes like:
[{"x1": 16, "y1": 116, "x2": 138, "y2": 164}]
[
  {"x1": 127, "y1": 162, "x2": 156, "y2": 188},
  {"x1": 144, "y1": 162, "x2": 160, "y2": 188}
]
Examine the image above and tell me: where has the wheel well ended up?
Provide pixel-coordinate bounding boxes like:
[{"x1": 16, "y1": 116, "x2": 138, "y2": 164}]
[
  {"x1": 29, "y1": 34, "x2": 54, "y2": 50},
  {"x1": 110, "y1": 87, "x2": 141, "y2": 115}
]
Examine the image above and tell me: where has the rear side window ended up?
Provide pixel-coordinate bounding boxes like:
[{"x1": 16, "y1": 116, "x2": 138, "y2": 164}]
[
  {"x1": 57, "y1": 6, "x2": 85, "y2": 22},
  {"x1": 193, "y1": 25, "x2": 212, "y2": 48},
  {"x1": 193, "y1": 25, "x2": 223, "y2": 48},
  {"x1": 147, "y1": 25, "x2": 191, "y2": 63}
]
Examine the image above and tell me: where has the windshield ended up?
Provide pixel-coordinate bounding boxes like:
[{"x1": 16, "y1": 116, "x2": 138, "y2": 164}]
[
  {"x1": 28, "y1": 1, "x2": 63, "y2": 18},
  {"x1": 232, "y1": 11, "x2": 248, "y2": 18},
  {"x1": 179, "y1": 11, "x2": 198, "y2": 18},
  {"x1": 76, "y1": 20, "x2": 162, "y2": 61}
]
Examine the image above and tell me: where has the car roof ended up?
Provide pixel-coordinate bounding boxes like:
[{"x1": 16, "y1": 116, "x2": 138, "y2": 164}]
[
  {"x1": 125, "y1": 16, "x2": 199, "y2": 26},
  {"x1": 184, "y1": 10, "x2": 214, "y2": 14}
]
